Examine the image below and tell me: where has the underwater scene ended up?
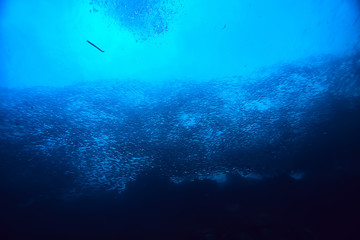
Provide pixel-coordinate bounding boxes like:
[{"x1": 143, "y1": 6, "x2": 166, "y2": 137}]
[{"x1": 1, "y1": 0, "x2": 360, "y2": 239}]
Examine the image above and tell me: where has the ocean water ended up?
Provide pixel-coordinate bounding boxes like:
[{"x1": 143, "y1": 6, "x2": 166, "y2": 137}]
[{"x1": 1, "y1": 0, "x2": 360, "y2": 239}]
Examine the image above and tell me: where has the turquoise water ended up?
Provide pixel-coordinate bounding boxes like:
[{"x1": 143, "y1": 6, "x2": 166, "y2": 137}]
[{"x1": 0, "y1": 0, "x2": 359, "y2": 87}]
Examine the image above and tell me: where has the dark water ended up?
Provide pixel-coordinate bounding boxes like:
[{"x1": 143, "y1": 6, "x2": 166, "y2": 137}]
[
  {"x1": 1, "y1": 116, "x2": 360, "y2": 240},
  {"x1": 1, "y1": 54, "x2": 360, "y2": 239}
]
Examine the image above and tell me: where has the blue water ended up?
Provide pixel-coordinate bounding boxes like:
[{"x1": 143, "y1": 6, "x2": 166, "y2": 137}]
[
  {"x1": 1, "y1": 0, "x2": 360, "y2": 239},
  {"x1": 1, "y1": 0, "x2": 360, "y2": 87}
]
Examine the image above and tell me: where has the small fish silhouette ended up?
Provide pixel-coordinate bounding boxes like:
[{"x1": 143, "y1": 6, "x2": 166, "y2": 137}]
[{"x1": 87, "y1": 40, "x2": 104, "y2": 52}]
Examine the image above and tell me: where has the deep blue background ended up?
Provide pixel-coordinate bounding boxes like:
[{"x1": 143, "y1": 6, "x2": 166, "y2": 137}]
[{"x1": 1, "y1": 0, "x2": 360, "y2": 239}]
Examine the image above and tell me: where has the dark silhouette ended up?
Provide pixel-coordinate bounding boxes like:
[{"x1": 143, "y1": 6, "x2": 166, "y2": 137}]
[{"x1": 87, "y1": 40, "x2": 104, "y2": 52}]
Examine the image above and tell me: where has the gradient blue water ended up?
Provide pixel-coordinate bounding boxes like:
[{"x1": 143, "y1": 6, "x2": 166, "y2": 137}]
[
  {"x1": 0, "y1": 0, "x2": 359, "y2": 87},
  {"x1": 1, "y1": 1, "x2": 360, "y2": 239}
]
